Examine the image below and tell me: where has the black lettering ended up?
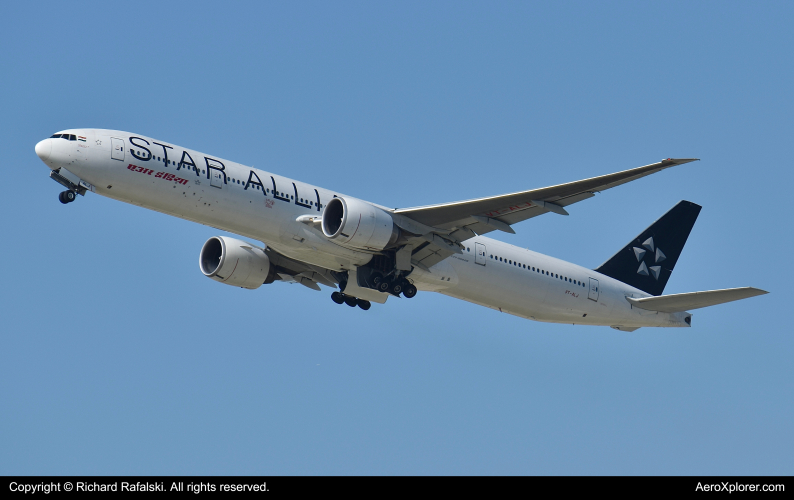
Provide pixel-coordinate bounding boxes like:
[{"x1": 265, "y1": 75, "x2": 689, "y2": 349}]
[
  {"x1": 293, "y1": 183, "x2": 311, "y2": 208},
  {"x1": 205, "y1": 157, "x2": 226, "y2": 184},
  {"x1": 152, "y1": 141, "x2": 174, "y2": 167},
  {"x1": 129, "y1": 137, "x2": 151, "y2": 161},
  {"x1": 177, "y1": 151, "x2": 198, "y2": 175},
  {"x1": 245, "y1": 170, "x2": 266, "y2": 196},
  {"x1": 270, "y1": 176, "x2": 289, "y2": 202}
]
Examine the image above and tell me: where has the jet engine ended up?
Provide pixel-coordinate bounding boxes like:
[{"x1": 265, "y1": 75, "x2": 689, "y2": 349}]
[
  {"x1": 321, "y1": 197, "x2": 400, "y2": 250},
  {"x1": 199, "y1": 236, "x2": 274, "y2": 289}
]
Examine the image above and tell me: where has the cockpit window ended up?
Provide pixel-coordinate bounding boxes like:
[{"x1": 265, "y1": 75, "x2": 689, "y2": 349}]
[
  {"x1": 50, "y1": 134, "x2": 61, "y2": 138},
  {"x1": 69, "y1": 134, "x2": 76, "y2": 141}
]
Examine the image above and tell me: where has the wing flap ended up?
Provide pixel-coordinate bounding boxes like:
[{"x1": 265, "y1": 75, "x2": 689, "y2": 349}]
[
  {"x1": 626, "y1": 287, "x2": 768, "y2": 313},
  {"x1": 409, "y1": 240, "x2": 457, "y2": 270}
]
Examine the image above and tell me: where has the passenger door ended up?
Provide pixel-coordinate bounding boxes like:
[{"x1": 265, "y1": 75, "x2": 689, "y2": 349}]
[
  {"x1": 110, "y1": 138, "x2": 125, "y2": 161},
  {"x1": 588, "y1": 278, "x2": 599, "y2": 302},
  {"x1": 210, "y1": 170, "x2": 224, "y2": 188},
  {"x1": 475, "y1": 242, "x2": 487, "y2": 266}
]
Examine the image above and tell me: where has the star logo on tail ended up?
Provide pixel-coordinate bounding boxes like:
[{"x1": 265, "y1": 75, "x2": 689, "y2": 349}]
[{"x1": 633, "y1": 237, "x2": 666, "y2": 280}]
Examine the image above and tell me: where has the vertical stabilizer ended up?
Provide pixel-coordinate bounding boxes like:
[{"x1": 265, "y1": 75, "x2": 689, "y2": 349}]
[{"x1": 595, "y1": 200, "x2": 701, "y2": 296}]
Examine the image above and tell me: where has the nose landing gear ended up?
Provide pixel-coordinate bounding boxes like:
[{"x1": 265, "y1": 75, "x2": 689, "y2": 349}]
[
  {"x1": 58, "y1": 190, "x2": 77, "y2": 204},
  {"x1": 330, "y1": 291, "x2": 371, "y2": 310}
]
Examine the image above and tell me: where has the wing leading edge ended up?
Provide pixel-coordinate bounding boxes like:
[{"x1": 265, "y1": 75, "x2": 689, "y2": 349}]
[{"x1": 395, "y1": 158, "x2": 698, "y2": 233}]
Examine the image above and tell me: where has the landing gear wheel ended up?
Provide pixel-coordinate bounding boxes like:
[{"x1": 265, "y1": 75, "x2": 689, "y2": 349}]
[
  {"x1": 391, "y1": 281, "x2": 403, "y2": 295},
  {"x1": 403, "y1": 284, "x2": 417, "y2": 299},
  {"x1": 370, "y1": 272, "x2": 384, "y2": 288},
  {"x1": 344, "y1": 296, "x2": 358, "y2": 307},
  {"x1": 59, "y1": 191, "x2": 76, "y2": 204},
  {"x1": 331, "y1": 291, "x2": 345, "y2": 304},
  {"x1": 377, "y1": 281, "x2": 390, "y2": 293},
  {"x1": 356, "y1": 299, "x2": 371, "y2": 310}
]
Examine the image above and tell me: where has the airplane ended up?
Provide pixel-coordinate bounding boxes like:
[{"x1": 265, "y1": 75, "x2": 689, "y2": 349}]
[{"x1": 34, "y1": 129, "x2": 767, "y2": 331}]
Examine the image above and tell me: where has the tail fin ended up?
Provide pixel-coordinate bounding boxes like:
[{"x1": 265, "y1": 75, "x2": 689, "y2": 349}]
[{"x1": 595, "y1": 200, "x2": 701, "y2": 296}]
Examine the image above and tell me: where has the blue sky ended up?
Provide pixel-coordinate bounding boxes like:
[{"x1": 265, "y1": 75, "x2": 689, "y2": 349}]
[{"x1": 1, "y1": 1, "x2": 792, "y2": 475}]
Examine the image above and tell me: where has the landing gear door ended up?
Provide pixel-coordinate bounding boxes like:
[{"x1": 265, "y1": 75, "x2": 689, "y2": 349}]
[
  {"x1": 210, "y1": 170, "x2": 224, "y2": 188},
  {"x1": 588, "y1": 278, "x2": 599, "y2": 302},
  {"x1": 110, "y1": 138, "x2": 125, "y2": 161},
  {"x1": 475, "y1": 242, "x2": 487, "y2": 266}
]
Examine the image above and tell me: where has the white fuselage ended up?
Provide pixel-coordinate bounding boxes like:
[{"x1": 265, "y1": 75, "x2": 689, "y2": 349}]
[{"x1": 36, "y1": 129, "x2": 691, "y2": 329}]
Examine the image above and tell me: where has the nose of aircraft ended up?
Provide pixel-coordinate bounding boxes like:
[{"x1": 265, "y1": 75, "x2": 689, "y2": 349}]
[{"x1": 35, "y1": 139, "x2": 52, "y2": 161}]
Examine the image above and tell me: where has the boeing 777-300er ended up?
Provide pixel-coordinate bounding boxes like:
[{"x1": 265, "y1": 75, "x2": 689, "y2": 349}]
[{"x1": 35, "y1": 129, "x2": 767, "y2": 331}]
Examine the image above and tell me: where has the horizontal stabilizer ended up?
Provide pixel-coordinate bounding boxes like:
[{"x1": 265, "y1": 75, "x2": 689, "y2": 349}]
[{"x1": 626, "y1": 287, "x2": 768, "y2": 313}]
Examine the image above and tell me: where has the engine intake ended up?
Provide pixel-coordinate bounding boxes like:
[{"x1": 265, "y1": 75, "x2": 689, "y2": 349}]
[
  {"x1": 321, "y1": 197, "x2": 399, "y2": 250},
  {"x1": 199, "y1": 236, "x2": 273, "y2": 289}
]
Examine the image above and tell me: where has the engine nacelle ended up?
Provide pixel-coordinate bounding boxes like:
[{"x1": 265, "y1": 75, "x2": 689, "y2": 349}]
[
  {"x1": 321, "y1": 197, "x2": 400, "y2": 250},
  {"x1": 199, "y1": 236, "x2": 273, "y2": 289}
]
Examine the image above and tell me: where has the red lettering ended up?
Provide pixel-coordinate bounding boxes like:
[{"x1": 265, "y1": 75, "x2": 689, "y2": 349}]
[{"x1": 155, "y1": 172, "x2": 163, "y2": 178}]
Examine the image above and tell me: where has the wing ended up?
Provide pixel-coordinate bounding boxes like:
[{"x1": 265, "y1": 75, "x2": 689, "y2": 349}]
[
  {"x1": 396, "y1": 158, "x2": 697, "y2": 231},
  {"x1": 394, "y1": 158, "x2": 698, "y2": 269}
]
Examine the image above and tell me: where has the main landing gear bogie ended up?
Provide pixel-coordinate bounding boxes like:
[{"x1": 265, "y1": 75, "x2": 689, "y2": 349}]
[
  {"x1": 374, "y1": 275, "x2": 417, "y2": 299},
  {"x1": 331, "y1": 291, "x2": 371, "y2": 310},
  {"x1": 58, "y1": 190, "x2": 77, "y2": 204}
]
